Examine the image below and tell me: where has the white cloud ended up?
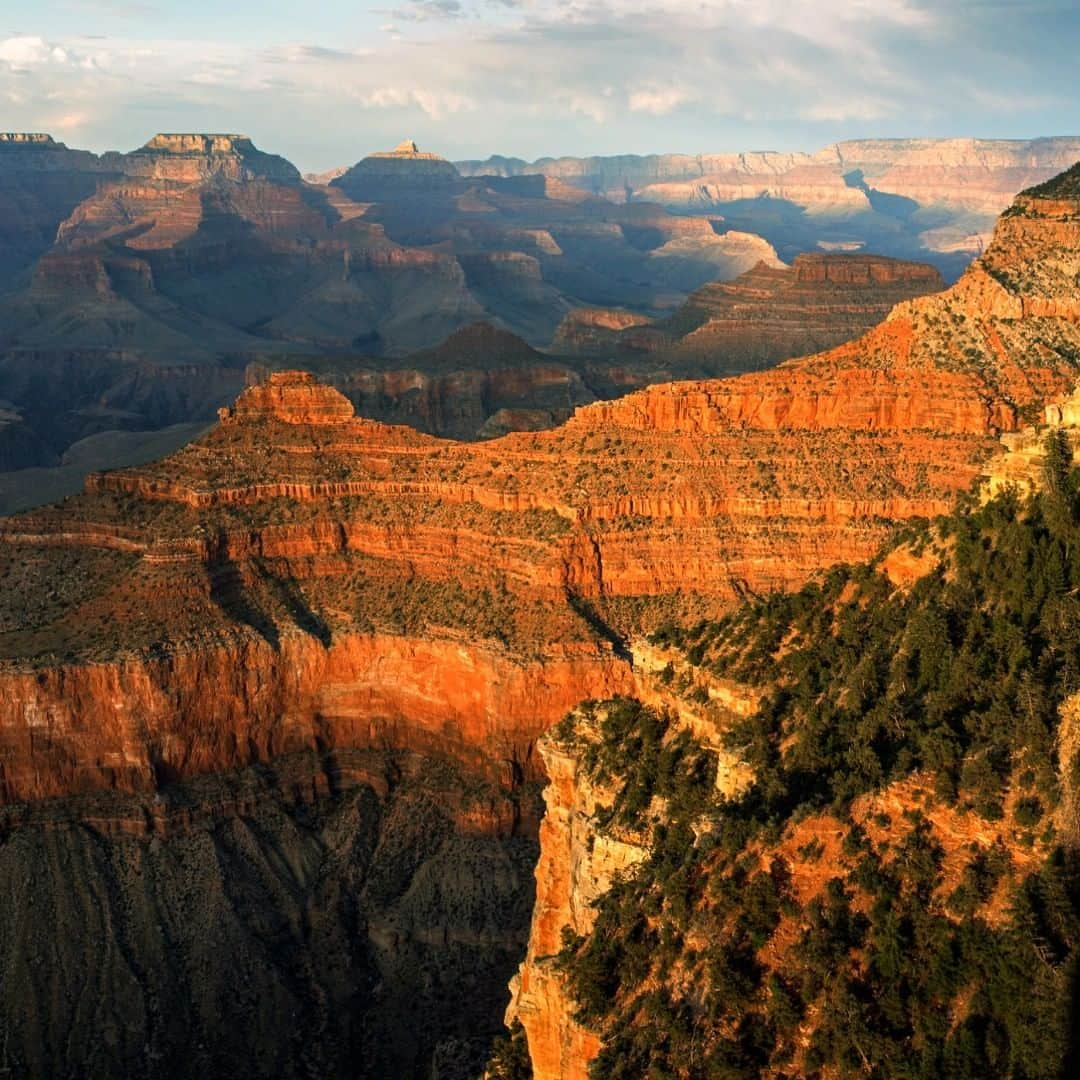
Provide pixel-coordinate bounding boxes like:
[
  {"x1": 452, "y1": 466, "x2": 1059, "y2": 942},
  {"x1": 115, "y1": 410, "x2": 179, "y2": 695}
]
[
  {"x1": 361, "y1": 85, "x2": 476, "y2": 117},
  {"x1": 0, "y1": 0, "x2": 1073, "y2": 168},
  {"x1": 0, "y1": 36, "x2": 55, "y2": 69},
  {"x1": 628, "y1": 85, "x2": 693, "y2": 115}
]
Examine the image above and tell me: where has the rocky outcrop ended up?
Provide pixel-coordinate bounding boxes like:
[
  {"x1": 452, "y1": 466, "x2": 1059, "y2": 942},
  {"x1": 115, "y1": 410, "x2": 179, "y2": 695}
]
[
  {"x1": 507, "y1": 717, "x2": 646, "y2": 1080},
  {"x1": 111, "y1": 133, "x2": 301, "y2": 183},
  {"x1": 225, "y1": 371, "x2": 357, "y2": 425},
  {"x1": 332, "y1": 140, "x2": 462, "y2": 200},
  {"x1": 556, "y1": 253, "x2": 946, "y2": 373}
]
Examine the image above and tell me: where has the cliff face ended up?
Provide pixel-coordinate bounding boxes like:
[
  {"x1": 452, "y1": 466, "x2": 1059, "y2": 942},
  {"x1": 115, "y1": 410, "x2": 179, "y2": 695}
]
[
  {"x1": 507, "y1": 718, "x2": 647, "y2": 1080},
  {"x1": 3, "y1": 174, "x2": 1078, "y2": 806},
  {"x1": 0, "y1": 748, "x2": 542, "y2": 1080},
  {"x1": 554, "y1": 253, "x2": 945, "y2": 374},
  {"x1": 0, "y1": 133, "x2": 115, "y2": 288},
  {"x1": 459, "y1": 137, "x2": 1080, "y2": 215},
  {"x1": 459, "y1": 137, "x2": 1080, "y2": 274},
  {"x1": 0, "y1": 630, "x2": 634, "y2": 805}
]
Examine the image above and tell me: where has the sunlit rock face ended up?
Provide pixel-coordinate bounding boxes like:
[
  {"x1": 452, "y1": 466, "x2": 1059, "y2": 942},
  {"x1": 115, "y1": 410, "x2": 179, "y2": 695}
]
[
  {"x1": 554, "y1": 252, "x2": 945, "y2": 371},
  {"x1": 458, "y1": 137, "x2": 1080, "y2": 275},
  {"x1": 0, "y1": 161, "x2": 1078, "y2": 1079},
  {"x1": 3, "y1": 168, "x2": 1080, "y2": 804}
]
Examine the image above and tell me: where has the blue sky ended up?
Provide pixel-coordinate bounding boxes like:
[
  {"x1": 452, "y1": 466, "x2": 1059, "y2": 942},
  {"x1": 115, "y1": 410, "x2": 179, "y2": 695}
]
[{"x1": 2, "y1": 0, "x2": 1077, "y2": 170}]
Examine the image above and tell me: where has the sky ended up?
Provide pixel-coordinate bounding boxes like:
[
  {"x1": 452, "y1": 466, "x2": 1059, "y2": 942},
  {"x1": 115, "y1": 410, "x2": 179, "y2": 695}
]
[{"x1": 1, "y1": 0, "x2": 1077, "y2": 172}]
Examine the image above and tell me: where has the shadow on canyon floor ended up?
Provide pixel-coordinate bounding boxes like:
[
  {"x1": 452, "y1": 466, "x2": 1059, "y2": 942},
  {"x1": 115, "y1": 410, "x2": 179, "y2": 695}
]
[{"x1": 0, "y1": 749, "x2": 541, "y2": 1080}]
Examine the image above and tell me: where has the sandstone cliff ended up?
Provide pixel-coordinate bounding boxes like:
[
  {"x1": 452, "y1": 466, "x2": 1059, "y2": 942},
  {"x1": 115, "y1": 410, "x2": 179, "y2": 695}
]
[
  {"x1": 1, "y1": 170, "x2": 1078, "y2": 808},
  {"x1": 554, "y1": 253, "x2": 945, "y2": 374},
  {"x1": 507, "y1": 713, "x2": 647, "y2": 1080}
]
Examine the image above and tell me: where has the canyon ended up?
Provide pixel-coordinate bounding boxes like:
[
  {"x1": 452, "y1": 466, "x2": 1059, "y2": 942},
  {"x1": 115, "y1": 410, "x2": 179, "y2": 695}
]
[
  {"x1": 1, "y1": 131, "x2": 1072, "y2": 522},
  {"x1": 459, "y1": 137, "x2": 1080, "y2": 277},
  {"x1": 554, "y1": 252, "x2": 944, "y2": 374},
  {"x1": 2, "y1": 160, "x2": 1078, "y2": 810},
  {"x1": 0, "y1": 157, "x2": 1079, "y2": 1077},
  {"x1": 0, "y1": 130, "x2": 786, "y2": 509}
]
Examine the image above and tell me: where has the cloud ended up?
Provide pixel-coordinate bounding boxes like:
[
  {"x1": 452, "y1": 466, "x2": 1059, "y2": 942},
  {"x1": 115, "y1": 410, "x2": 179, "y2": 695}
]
[
  {"x1": 390, "y1": 0, "x2": 464, "y2": 21},
  {"x1": 1, "y1": 0, "x2": 1076, "y2": 168},
  {"x1": 0, "y1": 36, "x2": 64, "y2": 69},
  {"x1": 361, "y1": 85, "x2": 476, "y2": 117},
  {"x1": 628, "y1": 85, "x2": 694, "y2": 115}
]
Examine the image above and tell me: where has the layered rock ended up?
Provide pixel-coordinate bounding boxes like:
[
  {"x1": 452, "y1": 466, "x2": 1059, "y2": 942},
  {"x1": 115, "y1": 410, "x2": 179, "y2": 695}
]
[
  {"x1": 0, "y1": 132, "x2": 114, "y2": 287},
  {"x1": 332, "y1": 139, "x2": 462, "y2": 200},
  {"x1": 555, "y1": 253, "x2": 945, "y2": 373},
  {"x1": 459, "y1": 137, "x2": 1080, "y2": 273},
  {"x1": 0, "y1": 128, "x2": 799, "y2": 519},
  {"x1": 110, "y1": 133, "x2": 301, "y2": 183},
  {"x1": 460, "y1": 138, "x2": 1080, "y2": 216},
  {"x1": 3, "y1": 169, "x2": 1079, "y2": 803},
  {"x1": 0, "y1": 157, "x2": 1079, "y2": 1080},
  {"x1": 225, "y1": 370, "x2": 357, "y2": 425}
]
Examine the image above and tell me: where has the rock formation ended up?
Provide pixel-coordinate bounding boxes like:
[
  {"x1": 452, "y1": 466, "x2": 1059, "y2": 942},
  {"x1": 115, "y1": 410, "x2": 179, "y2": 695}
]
[
  {"x1": 459, "y1": 138, "x2": 1080, "y2": 216},
  {"x1": 332, "y1": 139, "x2": 462, "y2": 199},
  {"x1": 2, "y1": 166, "x2": 1078, "y2": 803},
  {"x1": 458, "y1": 137, "x2": 1080, "y2": 275},
  {"x1": 508, "y1": 715, "x2": 648, "y2": 1080},
  {"x1": 0, "y1": 158, "x2": 1078, "y2": 1079},
  {"x1": 0, "y1": 131, "x2": 798, "y2": 506},
  {"x1": 0, "y1": 132, "x2": 115, "y2": 289},
  {"x1": 553, "y1": 252, "x2": 945, "y2": 374}
]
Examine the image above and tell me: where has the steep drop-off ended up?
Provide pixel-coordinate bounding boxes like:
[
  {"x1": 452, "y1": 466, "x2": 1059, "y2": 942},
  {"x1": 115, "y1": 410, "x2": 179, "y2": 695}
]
[
  {"x1": 0, "y1": 748, "x2": 540, "y2": 1079},
  {"x1": 2, "y1": 168, "x2": 1080, "y2": 805},
  {"x1": 0, "y1": 164, "x2": 1079, "y2": 1079}
]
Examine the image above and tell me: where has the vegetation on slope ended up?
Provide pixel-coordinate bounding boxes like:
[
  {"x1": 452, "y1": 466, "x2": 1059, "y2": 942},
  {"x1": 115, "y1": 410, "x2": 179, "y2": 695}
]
[{"x1": 556, "y1": 439, "x2": 1080, "y2": 1078}]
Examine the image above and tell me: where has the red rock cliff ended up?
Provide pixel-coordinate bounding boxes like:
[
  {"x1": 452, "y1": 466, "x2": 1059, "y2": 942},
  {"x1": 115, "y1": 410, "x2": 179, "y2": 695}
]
[{"x1": 0, "y1": 174, "x2": 1078, "y2": 813}]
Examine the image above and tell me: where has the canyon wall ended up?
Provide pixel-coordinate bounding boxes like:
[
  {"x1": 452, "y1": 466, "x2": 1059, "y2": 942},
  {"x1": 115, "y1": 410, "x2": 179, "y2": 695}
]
[
  {"x1": 0, "y1": 164, "x2": 1078, "y2": 1077},
  {"x1": 0, "y1": 749, "x2": 541, "y2": 1079},
  {"x1": 458, "y1": 137, "x2": 1080, "y2": 216},
  {"x1": 506, "y1": 717, "x2": 647, "y2": 1080},
  {"x1": 459, "y1": 137, "x2": 1080, "y2": 275},
  {"x1": 5, "y1": 156, "x2": 1080, "y2": 803}
]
